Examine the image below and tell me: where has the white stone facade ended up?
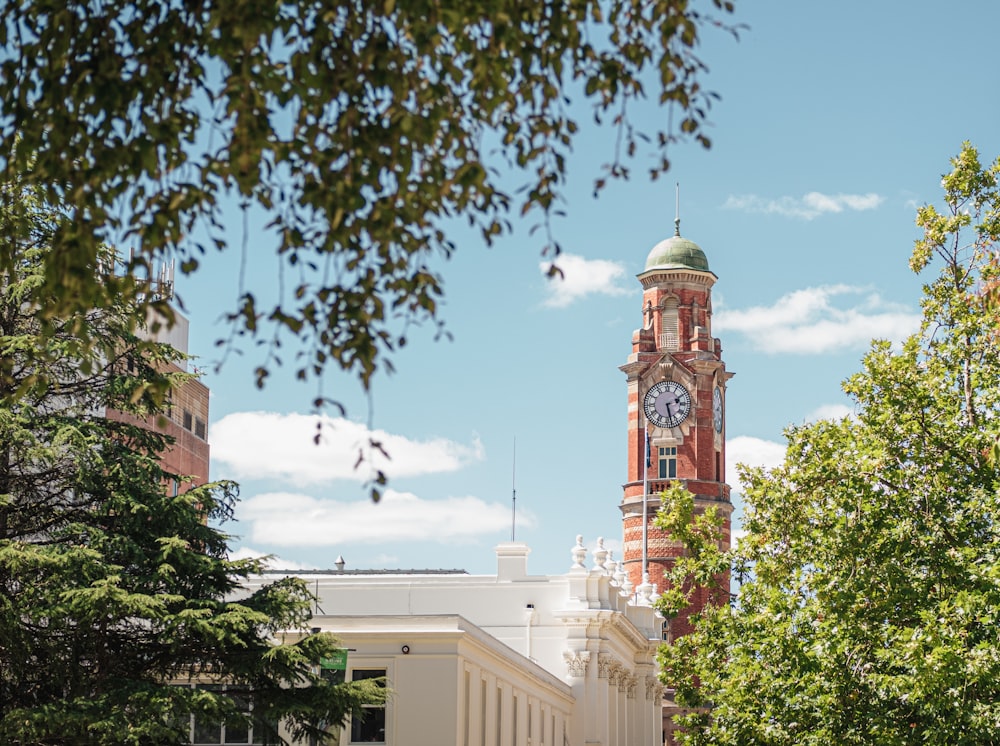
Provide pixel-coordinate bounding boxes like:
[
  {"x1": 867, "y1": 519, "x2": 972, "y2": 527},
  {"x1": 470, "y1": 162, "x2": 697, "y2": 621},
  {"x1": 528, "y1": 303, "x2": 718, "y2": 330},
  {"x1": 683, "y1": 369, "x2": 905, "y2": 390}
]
[{"x1": 245, "y1": 538, "x2": 665, "y2": 746}]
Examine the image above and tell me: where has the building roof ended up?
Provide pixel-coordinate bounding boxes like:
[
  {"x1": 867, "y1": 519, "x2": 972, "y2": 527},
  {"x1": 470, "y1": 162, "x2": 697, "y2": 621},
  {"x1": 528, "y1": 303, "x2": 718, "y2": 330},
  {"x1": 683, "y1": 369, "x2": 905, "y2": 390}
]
[
  {"x1": 274, "y1": 568, "x2": 469, "y2": 576},
  {"x1": 643, "y1": 218, "x2": 710, "y2": 272}
]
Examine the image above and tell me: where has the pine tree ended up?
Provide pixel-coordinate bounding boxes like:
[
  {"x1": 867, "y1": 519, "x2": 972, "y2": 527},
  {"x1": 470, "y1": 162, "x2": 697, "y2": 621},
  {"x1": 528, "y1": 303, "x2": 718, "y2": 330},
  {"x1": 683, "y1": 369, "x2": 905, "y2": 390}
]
[{"x1": 0, "y1": 182, "x2": 382, "y2": 744}]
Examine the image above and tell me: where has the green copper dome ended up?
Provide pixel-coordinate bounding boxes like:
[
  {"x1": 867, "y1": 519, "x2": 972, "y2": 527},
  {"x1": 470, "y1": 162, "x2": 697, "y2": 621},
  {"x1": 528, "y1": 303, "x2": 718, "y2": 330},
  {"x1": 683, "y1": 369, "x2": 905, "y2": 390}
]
[{"x1": 644, "y1": 233, "x2": 710, "y2": 272}]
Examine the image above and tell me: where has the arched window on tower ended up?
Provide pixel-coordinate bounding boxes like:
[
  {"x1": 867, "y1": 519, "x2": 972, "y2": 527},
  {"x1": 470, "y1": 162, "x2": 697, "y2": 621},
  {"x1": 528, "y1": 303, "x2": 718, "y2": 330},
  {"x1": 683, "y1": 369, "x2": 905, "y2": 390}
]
[{"x1": 659, "y1": 298, "x2": 679, "y2": 351}]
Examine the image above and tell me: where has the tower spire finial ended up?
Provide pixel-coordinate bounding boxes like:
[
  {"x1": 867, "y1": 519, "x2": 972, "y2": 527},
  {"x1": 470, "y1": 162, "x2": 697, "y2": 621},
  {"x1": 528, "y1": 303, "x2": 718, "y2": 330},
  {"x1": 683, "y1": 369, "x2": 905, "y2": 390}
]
[{"x1": 674, "y1": 182, "x2": 681, "y2": 236}]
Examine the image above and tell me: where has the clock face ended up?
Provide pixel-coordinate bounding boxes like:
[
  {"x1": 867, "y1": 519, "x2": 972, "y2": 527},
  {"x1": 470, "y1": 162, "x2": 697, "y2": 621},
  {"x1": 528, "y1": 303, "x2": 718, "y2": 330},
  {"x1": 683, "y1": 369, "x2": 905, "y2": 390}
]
[
  {"x1": 643, "y1": 380, "x2": 691, "y2": 429},
  {"x1": 713, "y1": 387, "x2": 723, "y2": 432}
]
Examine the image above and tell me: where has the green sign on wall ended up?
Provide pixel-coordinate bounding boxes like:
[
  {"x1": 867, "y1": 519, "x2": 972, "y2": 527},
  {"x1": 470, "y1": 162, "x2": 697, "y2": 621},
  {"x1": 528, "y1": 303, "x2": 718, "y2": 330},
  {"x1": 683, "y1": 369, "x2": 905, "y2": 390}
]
[{"x1": 320, "y1": 649, "x2": 348, "y2": 670}]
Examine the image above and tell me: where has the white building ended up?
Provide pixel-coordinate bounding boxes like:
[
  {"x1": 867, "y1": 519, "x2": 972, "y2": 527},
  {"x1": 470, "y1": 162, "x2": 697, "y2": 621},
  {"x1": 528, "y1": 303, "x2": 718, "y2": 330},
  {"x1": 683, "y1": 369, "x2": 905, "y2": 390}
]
[{"x1": 247, "y1": 538, "x2": 666, "y2": 746}]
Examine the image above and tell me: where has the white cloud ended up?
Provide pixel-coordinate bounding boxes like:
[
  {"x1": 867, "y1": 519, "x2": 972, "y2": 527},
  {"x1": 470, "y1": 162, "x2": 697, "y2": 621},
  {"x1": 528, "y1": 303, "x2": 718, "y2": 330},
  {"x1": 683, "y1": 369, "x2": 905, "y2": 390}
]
[
  {"x1": 540, "y1": 253, "x2": 630, "y2": 308},
  {"x1": 228, "y1": 546, "x2": 317, "y2": 571},
  {"x1": 723, "y1": 191, "x2": 884, "y2": 220},
  {"x1": 714, "y1": 285, "x2": 919, "y2": 354},
  {"x1": 211, "y1": 412, "x2": 484, "y2": 486},
  {"x1": 805, "y1": 403, "x2": 854, "y2": 422},
  {"x1": 237, "y1": 488, "x2": 536, "y2": 547},
  {"x1": 726, "y1": 435, "x2": 786, "y2": 490},
  {"x1": 367, "y1": 553, "x2": 401, "y2": 567}
]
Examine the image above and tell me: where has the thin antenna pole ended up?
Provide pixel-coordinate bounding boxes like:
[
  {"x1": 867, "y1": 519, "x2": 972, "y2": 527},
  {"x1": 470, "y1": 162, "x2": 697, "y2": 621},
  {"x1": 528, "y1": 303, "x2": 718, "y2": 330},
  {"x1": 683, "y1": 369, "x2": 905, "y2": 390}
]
[
  {"x1": 314, "y1": 578, "x2": 326, "y2": 615},
  {"x1": 511, "y1": 437, "x2": 517, "y2": 542},
  {"x1": 674, "y1": 182, "x2": 681, "y2": 236}
]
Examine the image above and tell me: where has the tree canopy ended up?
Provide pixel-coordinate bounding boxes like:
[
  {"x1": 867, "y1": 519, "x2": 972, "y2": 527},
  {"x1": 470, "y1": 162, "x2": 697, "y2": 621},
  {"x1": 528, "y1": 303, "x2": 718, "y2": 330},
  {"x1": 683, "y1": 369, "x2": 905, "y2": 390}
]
[
  {"x1": 0, "y1": 0, "x2": 737, "y2": 408},
  {"x1": 0, "y1": 186, "x2": 383, "y2": 744},
  {"x1": 656, "y1": 143, "x2": 1000, "y2": 745}
]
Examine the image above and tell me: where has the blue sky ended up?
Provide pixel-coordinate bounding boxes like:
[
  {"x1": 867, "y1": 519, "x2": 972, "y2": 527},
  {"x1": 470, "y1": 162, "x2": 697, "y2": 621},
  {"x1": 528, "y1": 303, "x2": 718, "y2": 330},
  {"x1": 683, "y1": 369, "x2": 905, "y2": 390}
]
[{"x1": 174, "y1": 1, "x2": 1000, "y2": 575}]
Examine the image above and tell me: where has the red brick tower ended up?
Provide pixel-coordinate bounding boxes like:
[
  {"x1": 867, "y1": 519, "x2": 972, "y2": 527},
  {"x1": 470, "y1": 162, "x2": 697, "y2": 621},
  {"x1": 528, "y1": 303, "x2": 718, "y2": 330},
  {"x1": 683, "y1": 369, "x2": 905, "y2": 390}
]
[{"x1": 620, "y1": 218, "x2": 732, "y2": 638}]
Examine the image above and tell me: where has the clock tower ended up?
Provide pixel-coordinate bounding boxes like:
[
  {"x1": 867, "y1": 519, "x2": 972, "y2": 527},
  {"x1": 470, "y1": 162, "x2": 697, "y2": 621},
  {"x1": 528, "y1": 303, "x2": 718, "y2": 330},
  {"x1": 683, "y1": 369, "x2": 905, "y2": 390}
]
[{"x1": 620, "y1": 219, "x2": 733, "y2": 638}]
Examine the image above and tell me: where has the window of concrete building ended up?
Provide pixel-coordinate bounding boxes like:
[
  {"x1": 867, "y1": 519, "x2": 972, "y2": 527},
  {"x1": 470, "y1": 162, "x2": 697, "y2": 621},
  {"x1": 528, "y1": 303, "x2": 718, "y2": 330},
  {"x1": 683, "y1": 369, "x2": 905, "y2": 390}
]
[
  {"x1": 350, "y1": 669, "x2": 386, "y2": 744},
  {"x1": 183, "y1": 409, "x2": 193, "y2": 431},
  {"x1": 185, "y1": 685, "x2": 268, "y2": 745},
  {"x1": 195, "y1": 417, "x2": 206, "y2": 440},
  {"x1": 658, "y1": 446, "x2": 677, "y2": 479},
  {"x1": 310, "y1": 664, "x2": 344, "y2": 746}
]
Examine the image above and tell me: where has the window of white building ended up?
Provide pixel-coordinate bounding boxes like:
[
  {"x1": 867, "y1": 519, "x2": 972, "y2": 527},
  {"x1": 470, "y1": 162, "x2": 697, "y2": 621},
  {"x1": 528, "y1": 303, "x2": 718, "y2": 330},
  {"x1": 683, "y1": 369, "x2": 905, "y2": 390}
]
[
  {"x1": 349, "y1": 669, "x2": 387, "y2": 744},
  {"x1": 185, "y1": 685, "x2": 268, "y2": 745}
]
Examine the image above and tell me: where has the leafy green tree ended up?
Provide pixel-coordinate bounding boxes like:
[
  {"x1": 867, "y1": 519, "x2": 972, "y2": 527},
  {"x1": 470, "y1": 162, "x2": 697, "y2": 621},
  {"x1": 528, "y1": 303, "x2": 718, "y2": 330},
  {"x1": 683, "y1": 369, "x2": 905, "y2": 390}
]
[
  {"x1": 655, "y1": 142, "x2": 1000, "y2": 745},
  {"x1": 0, "y1": 187, "x2": 383, "y2": 743},
  {"x1": 0, "y1": 0, "x2": 738, "y2": 407}
]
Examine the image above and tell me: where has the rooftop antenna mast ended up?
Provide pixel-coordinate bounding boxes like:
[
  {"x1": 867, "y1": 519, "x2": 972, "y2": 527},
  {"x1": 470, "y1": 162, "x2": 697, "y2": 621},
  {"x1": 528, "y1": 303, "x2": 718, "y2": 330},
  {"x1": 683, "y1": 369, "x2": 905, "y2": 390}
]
[
  {"x1": 675, "y1": 182, "x2": 681, "y2": 236},
  {"x1": 511, "y1": 437, "x2": 517, "y2": 541}
]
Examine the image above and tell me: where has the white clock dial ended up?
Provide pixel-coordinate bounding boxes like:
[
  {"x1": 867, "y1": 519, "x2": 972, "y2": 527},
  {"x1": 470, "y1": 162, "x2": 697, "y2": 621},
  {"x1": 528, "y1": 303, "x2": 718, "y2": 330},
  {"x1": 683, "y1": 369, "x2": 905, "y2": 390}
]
[
  {"x1": 643, "y1": 380, "x2": 691, "y2": 429},
  {"x1": 713, "y1": 387, "x2": 723, "y2": 432}
]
